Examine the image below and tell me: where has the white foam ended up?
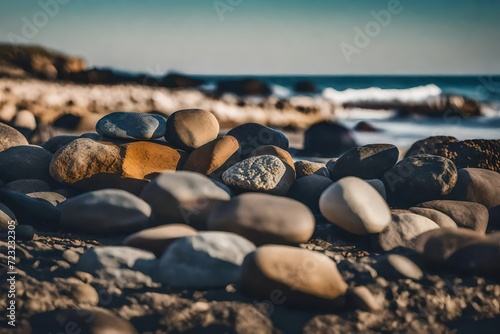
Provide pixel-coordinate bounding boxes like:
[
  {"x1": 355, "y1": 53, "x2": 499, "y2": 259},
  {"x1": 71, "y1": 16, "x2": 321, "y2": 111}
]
[{"x1": 322, "y1": 84, "x2": 443, "y2": 105}]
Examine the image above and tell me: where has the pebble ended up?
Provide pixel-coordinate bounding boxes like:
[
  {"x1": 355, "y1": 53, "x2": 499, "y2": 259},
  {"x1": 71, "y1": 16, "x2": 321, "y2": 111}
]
[
  {"x1": 377, "y1": 254, "x2": 424, "y2": 281},
  {"x1": 3, "y1": 179, "x2": 51, "y2": 194},
  {"x1": 158, "y1": 231, "x2": 255, "y2": 288},
  {"x1": 227, "y1": 122, "x2": 289, "y2": 157},
  {"x1": 383, "y1": 154, "x2": 458, "y2": 207},
  {"x1": 208, "y1": 193, "x2": 315, "y2": 245},
  {"x1": 286, "y1": 174, "x2": 333, "y2": 214},
  {"x1": 222, "y1": 155, "x2": 295, "y2": 195},
  {"x1": 0, "y1": 146, "x2": 53, "y2": 183},
  {"x1": 0, "y1": 202, "x2": 17, "y2": 230},
  {"x1": 70, "y1": 284, "x2": 99, "y2": 305},
  {"x1": 182, "y1": 135, "x2": 240, "y2": 179},
  {"x1": 42, "y1": 135, "x2": 79, "y2": 153},
  {"x1": 329, "y1": 144, "x2": 399, "y2": 181},
  {"x1": 446, "y1": 239, "x2": 500, "y2": 280},
  {"x1": 140, "y1": 171, "x2": 229, "y2": 227},
  {"x1": 365, "y1": 179, "x2": 387, "y2": 200},
  {"x1": 27, "y1": 191, "x2": 66, "y2": 206},
  {"x1": 165, "y1": 109, "x2": 219, "y2": 151},
  {"x1": 319, "y1": 177, "x2": 391, "y2": 235},
  {"x1": 16, "y1": 225, "x2": 35, "y2": 240},
  {"x1": 294, "y1": 160, "x2": 330, "y2": 178},
  {"x1": 60, "y1": 189, "x2": 151, "y2": 234},
  {"x1": 416, "y1": 200, "x2": 488, "y2": 233},
  {"x1": 0, "y1": 122, "x2": 28, "y2": 152},
  {"x1": 408, "y1": 207, "x2": 457, "y2": 229},
  {"x1": 62, "y1": 249, "x2": 80, "y2": 264},
  {"x1": 447, "y1": 168, "x2": 500, "y2": 208},
  {"x1": 0, "y1": 189, "x2": 59, "y2": 228},
  {"x1": 303, "y1": 121, "x2": 356, "y2": 157},
  {"x1": 248, "y1": 145, "x2": 296, "y2": 177},
  {"x1": 96, "y1": 111, "x2": 167, "y2": 140},
  {"x1": 240, "y1": 245, "x2": 348, "y2": 310},
  {"x1": 124, "y1": 224, "x2": 198, "y2": 257},
  {"x1": 12, "y1": 110, "x2": 37, "y2": 130}
]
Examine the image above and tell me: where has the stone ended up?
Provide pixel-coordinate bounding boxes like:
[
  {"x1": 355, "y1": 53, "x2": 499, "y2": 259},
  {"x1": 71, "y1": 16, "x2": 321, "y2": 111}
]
[
  {"x1": 222, "y1": 155, "x2": 295, "y2": 195},
  {"x1": 446, "y1": 239, "x2": 500, "y2": 279},
  {"x1": 77, "y1": 246, "x2": 157, "y2": 289},
  {"x1": 383, "y1": 154, "x2": 458, "y2": 208},
  {"x1": 408, "y1": 207, "x2": 457, "y2": 229},
  {"x1": 29, "y1": 307, "x2": 138, "y2": 334},
  {"x1": 60, "y1": 189, "x2": 151, "y2": 235},
  {"x1": 447, "y1": 168, "x2": 500, "y2": 208},
  {"x1": 62, "y1": 249, "x2": 80, "y2": 264},
  {"x1": 16, "y1": 224, "x2": 35, "y2": 240},
  {"x1": 420, "y1": 228, "x2": 487, "y2": 265},
  {"x1": 240, "y1": 245, "x2": 348, "y2": 311},
  {"x1": 96, "y1": 111, "x2": 167, "y2": 140},
  {"x1": 405, "y1": 136, "x2": 500, "y2": 172},
  {"x1": 158, "y1": 232, "x2": 255, "y2": 288},
  {"x1": 208, "y1": 193, "x2": 315, "y2": 246},
  {"x1": 377, "y1": 212, "x2": 439, "y2": 251},
  {"x1": 319, "y1": 177, "x2": 391, "y2": 235},
  {"x1": 12, "y1": 110, "x2": 37, "y2": 130},
  {"x1": 27, "y1": 191, "x2": 66, "y2": 206},
  {"x1": 140, "y1": 171, "x2": 230, "y2": 227},
  {"x1": 329, "y1": 144, "x2": 399, "y2": 181},
  {"x1": 249, "y1": 145, "x2": 295, "y2": 175},
  {"x1": 286, "y1": 175, "x2": 333, "y2": 214},
  {"x1": 71, "y1": 284, "x2": 99, "y2": 305},
  {"x1": 365, "y1": 179, "x2": 387, "y2": 200},
  {"x1": 354, "y1": 120, "x2": 382, "y2": 132},
  {"x1": 376, "y1": 254, "x2": 424, "y2": 280},
  {"x1": 124, "y1": 224, "x2": 198, "y2": 257},
  {"x1": 165, "y1": 109, "x2": 219, "y2": 151},
  {"x1": 182, "y1": 135, "x2": 240, "y2": 180},
  {"x1": 3, "y1": 179, "x2": 51, "y2": 194},
  {"x1": 0, "y1": 146, "x2": 53, "y2": 183},
  {"x1": 0, "y1": 202, "x2": 16, "y2": 230},
  {"x1": 294, "y1": 160, "x2": 330, "y2": 178},
  {"x1": 0, "y1": 122, "x2": 28, "y2": 152},
  {"x1": 227, "y1": 123, "x2": 289, "y2": 157},
  {"x1": 121, "y1": 141, "x2": 185, "y2": 179},
  {"x1": 303, "y1": 121, "x2": 356, "y2": 157},
  {"x1": 416, "y1": 200, "x2": 488, "y2": 233},
  {"x1": 0, "y1": 189, "x2": 59, "y2": 229},
  {"x1": 346, "y1": 286, "x2": 382, "y2": 312},
  {"x1": 42, "y1": 135, "x2": 79, "y2": 154}
]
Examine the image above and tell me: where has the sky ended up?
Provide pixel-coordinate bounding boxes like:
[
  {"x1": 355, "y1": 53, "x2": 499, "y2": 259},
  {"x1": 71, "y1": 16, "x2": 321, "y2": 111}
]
[{"x1": 1, "y1": 0, "x2": 499, "y2": 75}]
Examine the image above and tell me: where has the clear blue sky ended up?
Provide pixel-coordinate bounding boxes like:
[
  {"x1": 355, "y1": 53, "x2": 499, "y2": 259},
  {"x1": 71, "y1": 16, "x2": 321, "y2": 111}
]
[{"x1": 1, "y1": 0, "x2": 499, "y2": 75}]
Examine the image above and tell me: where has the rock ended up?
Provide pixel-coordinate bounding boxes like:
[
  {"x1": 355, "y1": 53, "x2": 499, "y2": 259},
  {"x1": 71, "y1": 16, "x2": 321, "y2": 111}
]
[
  {"x1": 12, "y1": 110, "x2": 37, "y2": 130},
  {"x1": 71, "y1": 284, "x2": 99, "y2": 305},
  {"x1": 346, "y1": 286, "x2": 382, "y2": 311},
  {"x1": 376, "y1": 254, "x2": 424, "y2": 280},
  {"x1": 0, "y1": 146, "x2": 53, "y2": 183},
  {"x1": 0, "y1": 122, "x2": 28, "y2": 152},
  {"x1": 41, "y1": 135, "x2": 79, "y2": 153},
  {"x1": 27, "y1": 191, "x2": 66, "y2": 206},
  {"x1": 286, "y1": 175, "x2": 333, "y2": 214},
  {"x1": 16, "y1": 224, "x2": 35, "y2": 240},
  {"x1": 329, "y1": 144, "x2": 399, "y2": 181},
  {"x1": 182, "y1": 136, "x2": 240, "y2": 180},
  {"x1": 249, "y1": 144, "x2": 295, "y2": 176},
  {"x1": 294, "y1": 160, "x2": 330, "y2": 178},
  {"x1": 62, "y1": 249, "x2": 80, "y2": 264},
  {"x1": 294, "y1": 80, "x2": 316, "y2": 93},
  {"x1": 140, "y1": 171, "x2": 230, "y2": 227},
  {"x1": 158, "y1": 232, "x2": 255, "y2": 288},
  {"x1": 377, "y1": 212, "x2": 439, "y2": 251},
  {"x1": 0, "y1": 189, "x2": 59, "y2": 228},
  {"x1": 121, "y1": 141, "x2": 185, "y2": 179},
  {"x1": 446, "y1": 239, "x2": 500, "y2": 279},
  {"x1": 216, "y1": 78, "x2": 271, "y2": 96},
  {"x1": 447, "y1": 168, "x2": 500, "y2": 208},
  {"x1": 60, "y1": 189, "x2": 151, "y2": 235},
  {"x1": 29, "y1": 307, "x2": 138, "y2": 334},
  {"x1": 354, "y1": 121, "x2": 382, "y2": 132},
  {"x1": 416, "y1": 200, "x2": 488, "y2": 233},
  {"x1": 52, "y1": 113, "x2": 81, "y2": 130},
  {"x1": 124, "y1": 224, "x2": 197, "y2": 257},
  {"x1": 208, "y1": 193, "x2": 315, "y2": 245},
  {"x1": 383, "y1": 154, "x2": 458, "y2": 208},
  {"x1": 227, "y1": 123, "x2": 289, "y2": 158},
  {"x1": 240, "y1": 245, "x2": 347, "y2": 311},
  {"x1": 303, "y1": 122, "x2": 356, "y2": 157},
  {"x1": 77, "y1": 246, "x2": 157, "y2": 289},
  {"x1": 49, "y1": 138, "x2": 121, "y2": 185},
  {"x1": 0, "y1": 202, "x2": 16, "y2": 230},
  {"x1": 160, "y1": 73, "x2": 204, "y2": 89},
  {"x1": 3, "y1": 179, "x2": 51, "y2": 194},
  {"x1": 408, "y1": 207, "x2": 457, "y2": 228},
  {"x1": 405, "y1": 136, "x2": 500, "y2": 172},
  {"x1": 365, "y1": 179, "x2": 387, "y2": 200},
  {"x1": 165, "y1": 109, "x2": 219, "y2": 151},
  {"x1": 96, "y1": 111, "x2": 167, "y2": 140},
  {"x1": 222, "y1": 155, "x2": 295, "y2": 195},
  {"x1": 319, "y1": 177, "x2": 391, "y2": 235}
]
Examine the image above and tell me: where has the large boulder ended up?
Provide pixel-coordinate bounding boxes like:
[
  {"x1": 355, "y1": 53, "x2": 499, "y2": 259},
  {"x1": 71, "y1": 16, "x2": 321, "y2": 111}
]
[{"x1": 303, "y1": 122, "x2": 356, "y2": 157}]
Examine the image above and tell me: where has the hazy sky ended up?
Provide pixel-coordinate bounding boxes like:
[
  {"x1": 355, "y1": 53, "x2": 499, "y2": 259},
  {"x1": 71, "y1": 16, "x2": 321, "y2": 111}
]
[{"x1": 1, "y1": 0, "x2": 499, "y2": 75}]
